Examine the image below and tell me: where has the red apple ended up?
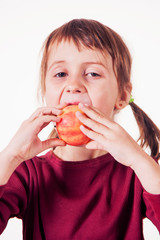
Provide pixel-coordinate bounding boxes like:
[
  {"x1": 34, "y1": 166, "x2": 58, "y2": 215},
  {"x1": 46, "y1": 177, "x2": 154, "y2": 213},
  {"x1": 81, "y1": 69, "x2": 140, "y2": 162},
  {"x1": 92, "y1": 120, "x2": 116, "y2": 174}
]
[{"x1": 56, "y1": 105, "x2": 90, "y2": 146}]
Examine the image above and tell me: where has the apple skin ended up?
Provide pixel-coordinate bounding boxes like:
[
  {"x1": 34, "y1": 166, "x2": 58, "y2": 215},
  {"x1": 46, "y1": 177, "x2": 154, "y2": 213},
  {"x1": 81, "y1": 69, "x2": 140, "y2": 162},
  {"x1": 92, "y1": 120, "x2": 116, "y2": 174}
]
[{"x1": 56, "y1": 105, "x2": 90, "y2": 146}]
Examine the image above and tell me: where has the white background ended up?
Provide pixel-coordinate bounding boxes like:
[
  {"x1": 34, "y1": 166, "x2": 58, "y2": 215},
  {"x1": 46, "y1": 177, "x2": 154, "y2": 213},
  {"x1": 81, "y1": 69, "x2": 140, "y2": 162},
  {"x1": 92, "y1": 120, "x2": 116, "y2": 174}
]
[{"x1": 0, "y1": 0, "x2": 160, "y2": 239}]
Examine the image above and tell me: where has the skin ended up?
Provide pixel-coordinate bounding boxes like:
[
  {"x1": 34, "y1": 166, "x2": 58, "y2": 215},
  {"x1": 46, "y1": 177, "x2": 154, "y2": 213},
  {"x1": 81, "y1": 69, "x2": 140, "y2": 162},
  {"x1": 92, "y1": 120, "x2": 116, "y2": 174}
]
[
  {"x1": 0, "y1": 40, "x2": 160, "y2": 195},
  {"x1": 45, "y1": 40, "x2": 129, "y2": 161}
]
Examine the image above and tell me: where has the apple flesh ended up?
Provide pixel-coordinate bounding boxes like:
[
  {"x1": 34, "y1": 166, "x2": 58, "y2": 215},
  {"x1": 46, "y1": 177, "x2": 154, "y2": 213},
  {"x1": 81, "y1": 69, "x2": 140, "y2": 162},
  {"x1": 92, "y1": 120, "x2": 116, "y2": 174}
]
[{"x1": 56, "y1": 105, "x2": 90, "y2": 146}]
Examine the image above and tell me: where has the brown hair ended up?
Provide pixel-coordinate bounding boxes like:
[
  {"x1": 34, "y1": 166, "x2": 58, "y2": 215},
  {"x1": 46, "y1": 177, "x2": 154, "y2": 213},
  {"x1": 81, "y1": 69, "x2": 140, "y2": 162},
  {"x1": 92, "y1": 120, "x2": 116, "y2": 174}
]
[{"x1": 40, "y1": 18, "x2": 160, "y2": 159}]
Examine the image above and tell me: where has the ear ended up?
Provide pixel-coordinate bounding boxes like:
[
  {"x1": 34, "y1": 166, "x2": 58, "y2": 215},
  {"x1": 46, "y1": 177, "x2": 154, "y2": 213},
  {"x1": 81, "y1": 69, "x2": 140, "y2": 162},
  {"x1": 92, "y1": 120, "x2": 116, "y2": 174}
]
[{"x1": 115, "y1": 84, "x2": 132, "y2": 110}]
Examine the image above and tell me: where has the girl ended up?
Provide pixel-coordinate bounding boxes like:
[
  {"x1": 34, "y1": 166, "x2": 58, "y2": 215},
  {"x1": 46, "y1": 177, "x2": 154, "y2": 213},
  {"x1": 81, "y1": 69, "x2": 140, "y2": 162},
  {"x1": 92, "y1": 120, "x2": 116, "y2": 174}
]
[{"x1": 0, "y1": 18, "x2": 160, "y2": 239}]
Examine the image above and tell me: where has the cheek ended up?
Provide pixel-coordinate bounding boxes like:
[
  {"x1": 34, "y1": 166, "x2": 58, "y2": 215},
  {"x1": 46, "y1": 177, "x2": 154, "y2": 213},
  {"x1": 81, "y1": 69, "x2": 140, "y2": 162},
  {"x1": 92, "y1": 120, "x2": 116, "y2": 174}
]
[
  {"x1": 44, "y1": 84, "x2": 60, "y2": 107},
  {"x1": 91, "y1": 90, "x2": 118, "y2": 117}
]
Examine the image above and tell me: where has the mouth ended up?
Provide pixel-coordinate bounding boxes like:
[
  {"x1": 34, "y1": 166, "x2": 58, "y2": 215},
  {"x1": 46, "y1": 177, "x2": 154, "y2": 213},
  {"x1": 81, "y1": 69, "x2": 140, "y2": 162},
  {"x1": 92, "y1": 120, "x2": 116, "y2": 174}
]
[
  {"x1": 60, "y1": 93, "x2": 92, "y2": 107},
  {"x1": 67, "y1": 102, "x2": 80, "y2": 106}
]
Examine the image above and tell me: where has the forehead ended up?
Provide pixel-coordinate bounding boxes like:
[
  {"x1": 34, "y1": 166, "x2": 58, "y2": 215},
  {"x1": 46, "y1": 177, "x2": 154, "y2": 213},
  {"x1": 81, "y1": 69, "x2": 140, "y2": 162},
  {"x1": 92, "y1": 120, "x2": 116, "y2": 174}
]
[{"x1": 47, "y1": 40, "x2": 113, "y2": 68}]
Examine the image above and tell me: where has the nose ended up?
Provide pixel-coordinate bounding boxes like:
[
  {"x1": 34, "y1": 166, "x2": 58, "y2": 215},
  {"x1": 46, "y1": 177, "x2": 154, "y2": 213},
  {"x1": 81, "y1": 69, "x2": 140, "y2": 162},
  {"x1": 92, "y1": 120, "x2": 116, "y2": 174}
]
[
  {"x1": 65, "y1": 78, "x2": 86, "y2": 94},
  {"x1": 66, "y1": 86, "x2": 82, "y2": 93}
]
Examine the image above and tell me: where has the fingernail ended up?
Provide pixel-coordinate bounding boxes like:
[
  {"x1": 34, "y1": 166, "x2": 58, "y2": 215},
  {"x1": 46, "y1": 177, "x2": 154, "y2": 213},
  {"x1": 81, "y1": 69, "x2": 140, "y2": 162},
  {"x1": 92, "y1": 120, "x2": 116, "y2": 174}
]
[
  {"x1": 79, "y1": 102, "x2": 84, "y2": 108},
  {"x1": 59, "y1": 141, "x2": 66, "y2": 146},
  {"x1": 79, "y1": 103, "x2": 89, "y2": 108},
  {"x1": 76, "y1": 111, "x2": 82, "y2": 117},
  {"x1": 56, "y1": 117, "x2": 61, "y2": 122},
  {"x1": 80, "y1": 125, "x2": 85, "y2": 130}
]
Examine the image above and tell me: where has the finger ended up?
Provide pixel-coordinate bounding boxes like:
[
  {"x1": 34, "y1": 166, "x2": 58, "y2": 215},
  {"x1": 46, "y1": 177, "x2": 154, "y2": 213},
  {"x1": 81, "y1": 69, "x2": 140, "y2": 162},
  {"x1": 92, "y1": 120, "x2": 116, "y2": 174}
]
[
  {"x1": 56, "y1": 102, "x2": 68, "y2": 109},
  {"x1": 41, "y1": 138, "x2": 66, "y2": 152},
  {"x1": 29, "y1": 102, "x2": 68, "y2": 121},
  {"x1": 76, "y1": 111, "x2": 107, "y2": 136},
  {"x1": 80, "y1": 125, "x2": 105, "y2": 143},
  {"x1": 29, "y1": 107, "x2": 63, "y2": 121},
  {"x1": 78, "y1": 103, "x2": 113, "y2": 128},
  {"x1": 33, "y1": 115, "x2": 61, "y2": 134},
  {"x1": 85, "y1": 140, "x2": 105, "y2": 150}
]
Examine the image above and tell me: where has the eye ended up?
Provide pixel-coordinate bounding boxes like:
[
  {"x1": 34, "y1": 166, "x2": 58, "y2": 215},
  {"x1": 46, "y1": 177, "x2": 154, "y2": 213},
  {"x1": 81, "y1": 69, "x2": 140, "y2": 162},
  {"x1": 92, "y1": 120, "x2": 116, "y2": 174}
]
[
  {"x1": 88, "y1": 72, "x2": 100, "y2": 77},
  {"x1": 86, "y1": 72, "x2": 101, "y2": 78},
  {"x1": 55, "y1": 72, "x2": 67, "y2": 78}
]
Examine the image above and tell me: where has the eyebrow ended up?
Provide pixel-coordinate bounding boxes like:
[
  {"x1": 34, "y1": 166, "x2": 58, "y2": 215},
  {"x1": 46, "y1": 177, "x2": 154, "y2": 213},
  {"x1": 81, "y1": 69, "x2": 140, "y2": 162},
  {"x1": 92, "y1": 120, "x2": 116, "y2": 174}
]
[
  {"x1": 48, "y1": 60, "x2": 107, "y2": 72},
  {"x1": 48, "y1": 61, "x2": 66, "y2": 71},
  {"x1": 83, "y1": 61, "x2": 106, "y2": 67}
]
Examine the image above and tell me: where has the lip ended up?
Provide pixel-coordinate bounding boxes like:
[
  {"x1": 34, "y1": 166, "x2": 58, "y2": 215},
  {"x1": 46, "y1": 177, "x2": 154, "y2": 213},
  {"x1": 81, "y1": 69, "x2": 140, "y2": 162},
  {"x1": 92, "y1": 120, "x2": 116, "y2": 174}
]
[
  {"x1": 64, "y1": 101, "x2": 92, "y2": 107},
  {"x1": 67, "y1": 102, "x2": 81, "y2": 105},
  {"x1": 60, "y1": 93, "x2": 92, "y2": 107}
]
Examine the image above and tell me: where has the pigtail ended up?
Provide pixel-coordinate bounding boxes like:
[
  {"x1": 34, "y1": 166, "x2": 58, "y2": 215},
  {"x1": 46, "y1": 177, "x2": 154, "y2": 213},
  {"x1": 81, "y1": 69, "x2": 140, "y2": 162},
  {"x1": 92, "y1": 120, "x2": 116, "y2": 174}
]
[{"x1": 129, "y1": 102, "x2": 160, "y2": 160}]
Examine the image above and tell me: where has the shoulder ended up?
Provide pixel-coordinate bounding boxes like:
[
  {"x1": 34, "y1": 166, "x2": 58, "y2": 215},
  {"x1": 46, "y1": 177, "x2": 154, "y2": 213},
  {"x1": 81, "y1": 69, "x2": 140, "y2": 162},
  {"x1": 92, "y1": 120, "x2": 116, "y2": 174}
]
[{"x1": 6, "y1": 151, "x2": 52, "y2": 190}]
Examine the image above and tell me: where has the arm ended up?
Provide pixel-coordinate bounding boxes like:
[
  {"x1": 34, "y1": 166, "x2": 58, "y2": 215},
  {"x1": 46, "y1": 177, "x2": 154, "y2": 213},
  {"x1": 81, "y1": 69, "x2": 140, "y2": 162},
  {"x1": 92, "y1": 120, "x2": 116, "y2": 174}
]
[
  {"x1": 0, "y1": 104, "x2": 66, "y2": 186},
  {"x1": 143, "y1": 190, "x2": 160, "y2": 230},
  {"x1": 0, "y1": 162, "x2": 28, "y2": 234},
  {"x1": 0, "y1": 149, "x2": 21, "y2": 187},
  {"x1": 131, "y1": 150, "x2": 160, "y2": 194},
  {"x1": 0, "y1": 104, "x2": 66, "y2": 234},
  {"x1": 76, "y1": 103, "x2": 160, "y2": 194}
]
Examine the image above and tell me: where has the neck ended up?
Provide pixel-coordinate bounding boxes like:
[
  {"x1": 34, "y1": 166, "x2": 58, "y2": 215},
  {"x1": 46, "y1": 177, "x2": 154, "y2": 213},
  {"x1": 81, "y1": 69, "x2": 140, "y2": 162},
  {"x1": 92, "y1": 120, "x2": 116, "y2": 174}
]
[{"x1": 53, "y1": 145, "x2": 107, "y2": 162}]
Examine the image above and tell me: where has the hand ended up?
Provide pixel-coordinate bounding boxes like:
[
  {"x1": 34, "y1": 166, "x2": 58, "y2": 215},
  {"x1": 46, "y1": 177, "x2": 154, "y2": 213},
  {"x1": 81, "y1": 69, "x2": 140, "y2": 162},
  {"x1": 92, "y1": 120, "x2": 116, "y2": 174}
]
[
  {"x1": 76, "y1": 103, "x2": 143, "y2": 167},
  {"x1": 5, "y1": 103, "x2": 67, "y2": 163}
]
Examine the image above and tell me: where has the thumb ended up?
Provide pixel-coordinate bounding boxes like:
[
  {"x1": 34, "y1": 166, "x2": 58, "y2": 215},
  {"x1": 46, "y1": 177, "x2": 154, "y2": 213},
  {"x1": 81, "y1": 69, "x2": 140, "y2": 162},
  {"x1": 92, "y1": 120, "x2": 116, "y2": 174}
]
[
  {"x1": 41, "y1": 138, "x2": 66, "y2": 151},
  {"x1": 86, "y1": 141, "x2": 104, "y2": 150}
]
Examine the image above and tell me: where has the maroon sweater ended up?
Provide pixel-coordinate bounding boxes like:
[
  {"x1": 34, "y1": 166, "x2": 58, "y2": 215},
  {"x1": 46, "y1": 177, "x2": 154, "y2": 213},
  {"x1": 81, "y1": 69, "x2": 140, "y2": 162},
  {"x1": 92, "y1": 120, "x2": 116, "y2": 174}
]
[{"x1": 0, "y1": 151, "x2": 160, "y2": 239}]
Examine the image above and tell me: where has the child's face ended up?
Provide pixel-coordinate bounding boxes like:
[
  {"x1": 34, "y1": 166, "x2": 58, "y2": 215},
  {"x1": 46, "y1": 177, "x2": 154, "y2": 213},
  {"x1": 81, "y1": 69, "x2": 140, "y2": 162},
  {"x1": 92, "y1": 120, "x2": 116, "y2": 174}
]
[{"x1": 45, "y1": 40, "x2": 122, "y2": 119}]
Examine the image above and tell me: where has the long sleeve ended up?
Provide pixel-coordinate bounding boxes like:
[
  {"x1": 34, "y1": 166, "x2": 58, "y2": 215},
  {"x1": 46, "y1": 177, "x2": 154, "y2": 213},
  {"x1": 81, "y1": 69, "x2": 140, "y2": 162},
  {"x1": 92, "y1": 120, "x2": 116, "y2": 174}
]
[
  {"x1": 1, "y1": 151, "x2": 160, "y2": 239},
  {"x1": 0, "y1": 162, "x2": 28, "y2": 234},
  {"x1": 143, "y1": 190, "x2": 160, "y2": 231}
]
